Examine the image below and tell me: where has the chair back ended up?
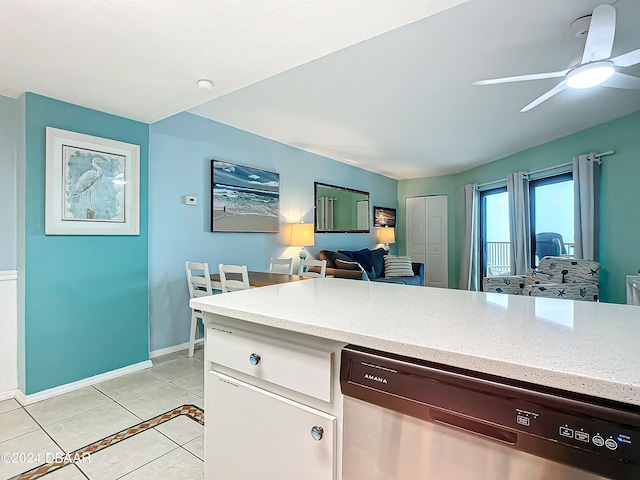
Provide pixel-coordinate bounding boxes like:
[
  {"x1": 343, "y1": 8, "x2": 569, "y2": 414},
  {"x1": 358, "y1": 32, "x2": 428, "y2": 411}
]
[
  {"x1": 218, "y1": 264, "x2": 251, "y2": 292},
  {"x1": 185, "y1": 261, "x2": 213, "y2": 299},
  {"x1": 299, "y1": 259, "x2": 327, "y2": 278},
  {"x1": 269, "y1": 257, "x2": 294, "y2": 275},
  {"x1": 535, "y1": 232, "x2": 566, "y2": 259}
]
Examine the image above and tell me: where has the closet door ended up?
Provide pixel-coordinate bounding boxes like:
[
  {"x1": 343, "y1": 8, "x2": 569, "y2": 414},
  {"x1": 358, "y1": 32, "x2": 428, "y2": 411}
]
[
  {"x1": 406, "y1": 197, "x2": 427, "y2": 265},
  {"x1": 405, "y1": 196, "x2": 448, "y2": 287},
  {"x1": 425, "y1": 195, "x2": 448, "y2": 288}
]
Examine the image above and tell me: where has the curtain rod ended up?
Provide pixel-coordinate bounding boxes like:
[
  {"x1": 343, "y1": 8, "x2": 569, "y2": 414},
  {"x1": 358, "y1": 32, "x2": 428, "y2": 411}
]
[{"x1": 474, "y1": 150, "x2": 615, "y2": 189}]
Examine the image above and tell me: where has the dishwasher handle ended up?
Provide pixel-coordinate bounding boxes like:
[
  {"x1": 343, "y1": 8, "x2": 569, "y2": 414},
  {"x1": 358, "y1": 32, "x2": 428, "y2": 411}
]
[{"x1": 431, "y1": 410, "x2": 518, "y2": 445}]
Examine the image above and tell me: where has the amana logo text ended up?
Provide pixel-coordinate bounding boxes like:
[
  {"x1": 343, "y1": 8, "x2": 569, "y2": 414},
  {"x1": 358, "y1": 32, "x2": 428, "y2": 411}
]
[{"x1": 364, "y1": 373, "x2": 387, "y2": 384}]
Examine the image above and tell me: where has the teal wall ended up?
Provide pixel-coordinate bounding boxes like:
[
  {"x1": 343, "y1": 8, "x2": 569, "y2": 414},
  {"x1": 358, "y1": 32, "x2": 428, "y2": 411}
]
[
  {"x1": 398, "y1": 110, "x2": 640, "y2": 303},
  {"x1": 19, "y1": 94, "x2": 150, "y2": 394}
]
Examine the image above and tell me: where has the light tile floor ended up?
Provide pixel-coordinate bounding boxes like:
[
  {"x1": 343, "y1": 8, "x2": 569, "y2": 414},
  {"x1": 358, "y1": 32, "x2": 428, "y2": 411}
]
[{"x1": 0, "y1": 348, "x2": 205, "y2": 480}]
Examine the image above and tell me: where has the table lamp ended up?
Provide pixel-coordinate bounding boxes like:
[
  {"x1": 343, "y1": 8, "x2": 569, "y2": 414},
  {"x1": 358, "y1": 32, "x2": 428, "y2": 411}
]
[
  {"x1": 290, "y1": 222, "x2": 315, "y2": 260},
  {"x1": 378, "y1": 226, "x2": 395, "y2": 251}
]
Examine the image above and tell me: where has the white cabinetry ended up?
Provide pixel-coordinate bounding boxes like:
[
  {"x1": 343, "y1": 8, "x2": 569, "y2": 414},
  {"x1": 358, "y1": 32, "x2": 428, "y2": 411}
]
[
  {"x1": 206, "y1": 371, "x2": 336, "y2": 480},
  {"x1": 204, "y1": 320, "x2": 344, "y2": 480}
]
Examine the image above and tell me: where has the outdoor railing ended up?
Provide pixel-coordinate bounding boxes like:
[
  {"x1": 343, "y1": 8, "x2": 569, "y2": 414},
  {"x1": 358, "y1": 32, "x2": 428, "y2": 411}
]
[
  {"x1": 486, "y1": 241, "x2": 576, "y2": 277},
  {"x1": 486, "y1": 241, "x2": 510, "y2": 276}
]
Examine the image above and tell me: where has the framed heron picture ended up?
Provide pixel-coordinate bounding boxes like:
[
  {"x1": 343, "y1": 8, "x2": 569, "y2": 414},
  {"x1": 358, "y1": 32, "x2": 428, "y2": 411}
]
[{"x1": 45, "y1": 127, "x2": 140, "y2": 235}]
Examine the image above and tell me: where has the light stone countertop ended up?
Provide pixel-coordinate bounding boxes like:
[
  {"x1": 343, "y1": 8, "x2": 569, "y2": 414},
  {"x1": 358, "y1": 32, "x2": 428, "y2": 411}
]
[{"x1": 191, "y1": 278, "x2": 640, "y2": 405}]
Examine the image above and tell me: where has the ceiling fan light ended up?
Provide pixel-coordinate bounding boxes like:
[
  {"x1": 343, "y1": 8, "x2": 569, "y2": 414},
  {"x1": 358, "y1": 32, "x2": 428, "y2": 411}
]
[{"x1": 566, "y1": 62, "x2": 615, "y2": 89}]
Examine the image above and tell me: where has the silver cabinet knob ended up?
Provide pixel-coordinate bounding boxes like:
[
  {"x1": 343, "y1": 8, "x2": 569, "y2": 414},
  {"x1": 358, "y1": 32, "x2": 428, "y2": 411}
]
[
  {"x1": 311, "y1": 426, "x2": 324, "y2": 441},
  {"x1": 249, "y1": 353, "x2": 261, "y2": 365}
]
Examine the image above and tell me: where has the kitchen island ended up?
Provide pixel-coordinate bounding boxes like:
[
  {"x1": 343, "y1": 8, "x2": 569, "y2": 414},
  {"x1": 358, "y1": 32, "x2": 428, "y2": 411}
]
[{"x1": 192, "y1": 278, "x2": 640, "y2": 479}]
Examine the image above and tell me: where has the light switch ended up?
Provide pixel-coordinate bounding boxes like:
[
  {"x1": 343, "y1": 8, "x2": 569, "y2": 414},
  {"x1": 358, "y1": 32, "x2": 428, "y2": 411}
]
[{"x1": 185, "y1": 196, "x2": 197, "y2": 205}]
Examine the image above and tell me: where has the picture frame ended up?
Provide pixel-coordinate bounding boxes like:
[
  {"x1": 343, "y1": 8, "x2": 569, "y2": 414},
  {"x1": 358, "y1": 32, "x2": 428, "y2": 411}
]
[
  {"x1": 211, "y1": 160, "x2": 280, "y2": 233},
  {"x1": 45, "y1": 127, "x2": 140, "y2": 235},
  {"x1": 373, "y1": 206, "x2": 396, "y2": 227}
]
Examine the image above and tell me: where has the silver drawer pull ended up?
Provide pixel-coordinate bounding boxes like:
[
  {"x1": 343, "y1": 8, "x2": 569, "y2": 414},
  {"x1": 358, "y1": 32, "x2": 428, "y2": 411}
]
[
  {"x1": 311, "y1": 426, "x2": 323, "y2": 441},
  {"x1": 249, "y1": 353, "x2": 261, "y2": 365}
]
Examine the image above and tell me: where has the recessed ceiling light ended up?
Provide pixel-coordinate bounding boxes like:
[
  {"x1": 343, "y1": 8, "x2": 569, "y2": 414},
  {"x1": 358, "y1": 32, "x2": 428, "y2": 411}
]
[{"x1": 197, "y1": 79, "x2": 214, "y2": 91}]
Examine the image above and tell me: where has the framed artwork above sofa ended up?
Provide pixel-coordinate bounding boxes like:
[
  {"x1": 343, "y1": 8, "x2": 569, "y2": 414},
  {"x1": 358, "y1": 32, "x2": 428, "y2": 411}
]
[{"x1": 374, "y1": 206, "x2": 396, "y2": 227}]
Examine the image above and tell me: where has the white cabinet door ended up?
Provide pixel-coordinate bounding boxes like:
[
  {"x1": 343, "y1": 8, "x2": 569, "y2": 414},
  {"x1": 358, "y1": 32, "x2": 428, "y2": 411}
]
[
  {"x1": 405, "y1": 195, "x2": 448, "y2": 287},
  {"x1": 206, "y1": 371, "x2": 336, "y2": 480},
  {"x1": 406, "y1": 197, "x2": 427, "y2": 265},
  {"x1": 425, "y1": 195, "x2": 448, "y2": 288}
]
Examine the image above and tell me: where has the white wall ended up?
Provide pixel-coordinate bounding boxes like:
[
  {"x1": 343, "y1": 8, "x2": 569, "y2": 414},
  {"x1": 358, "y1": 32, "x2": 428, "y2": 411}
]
[
  {"x1": 0, "y1": 96, "x2": 18, "y2": 398},
  {"x1": 0, "y1": 271, "x2": 18, "y2": 398}
]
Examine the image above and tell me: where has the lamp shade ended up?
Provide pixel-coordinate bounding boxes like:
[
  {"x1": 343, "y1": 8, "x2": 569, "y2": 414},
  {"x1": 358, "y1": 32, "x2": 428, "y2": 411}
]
[
  {"x1": 290, "y1": 222, "x2": 315, "y2": 247},
  {"x1": 378, "y1": 227, "x2": 395, "y2": 244}
]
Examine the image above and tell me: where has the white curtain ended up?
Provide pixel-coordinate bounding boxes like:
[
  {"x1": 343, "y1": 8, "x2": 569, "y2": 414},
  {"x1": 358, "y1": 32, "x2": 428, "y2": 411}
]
[
  {"x1": 573, "y1": 153, "x2": 600, "y2": 260},
  {"x1": 459, "y1": 184, "x2": 479, "y2": 290},
  {"x1": 317, "y1": 197, "x2": 335, "y2": 230},
  {"x1": 507, "y1": 172, "x2": 531, "y2": 275}
]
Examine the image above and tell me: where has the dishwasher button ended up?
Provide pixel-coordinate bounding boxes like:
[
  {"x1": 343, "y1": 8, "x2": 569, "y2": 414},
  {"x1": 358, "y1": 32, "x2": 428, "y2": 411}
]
[
  {"x1": 605, "y1": 439, "x2": 618, "y2": 451},
  {"x1": 592, "y1": 435, "x2": 605, "y2": 447},
  {"x1": 559, "y1": 427, "x2": 574, "y2": 438},
  {"x1": 575, "y1": 431, "x2": 590, "y2": 443}
]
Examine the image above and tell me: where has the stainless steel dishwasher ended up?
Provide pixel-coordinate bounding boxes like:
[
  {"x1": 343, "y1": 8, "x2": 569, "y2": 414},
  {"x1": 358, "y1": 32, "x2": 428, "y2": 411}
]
[{"x1": 340, "y1": 345, "x2": 640, "y2": 479}]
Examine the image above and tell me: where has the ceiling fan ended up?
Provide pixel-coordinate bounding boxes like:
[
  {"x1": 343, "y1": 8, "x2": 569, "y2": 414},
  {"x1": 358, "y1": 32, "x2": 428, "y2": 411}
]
[{"x1": 473, "y1": 4, "x2": 640, "y2": 112}]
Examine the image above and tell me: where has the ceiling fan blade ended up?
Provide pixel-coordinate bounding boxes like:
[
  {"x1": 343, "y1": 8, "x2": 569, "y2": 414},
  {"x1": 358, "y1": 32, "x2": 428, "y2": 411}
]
[
  {"x1": 520, "y1": 82, "x2": 567, "y2": 112},
  {"x1": 601, "y1": 72, "x2": 640, "y2": 89},
  {"x1": 581, "y1": 4, "x2": 616, "y2": 64},
  {"x1": 611, "y1": 47, "x2": 640, "y2": 67},
  {"x1": 473, "y1": 70, "x2": 569, "y2": 86}
]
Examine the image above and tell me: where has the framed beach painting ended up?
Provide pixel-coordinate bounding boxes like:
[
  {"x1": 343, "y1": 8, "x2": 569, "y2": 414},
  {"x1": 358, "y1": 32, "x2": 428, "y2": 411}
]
[
  {"x1": 45, "y1": 127, "x2": 140, "y2": 235},
  {"x1": 373, "y1": 206, "x2": 396, "y2": 227},
  {"x1": 211, "y1": 160, "x2": 280, "y2": 233}
]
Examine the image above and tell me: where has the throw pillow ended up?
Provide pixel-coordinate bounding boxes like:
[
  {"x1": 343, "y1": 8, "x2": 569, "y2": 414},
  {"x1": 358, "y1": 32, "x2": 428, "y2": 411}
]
[
  {"x1": 383, "y1": 256, "x2": 414, "y2": 278},
  {"x1": 339, "y1": 249, "x2": 376, "y2": 279},
  {"x1": 335, "y1": 259, "x2": 362, "y2": 271},
  {"x1": 319, "y1": 250, "x2": 353, "y2": 268}
]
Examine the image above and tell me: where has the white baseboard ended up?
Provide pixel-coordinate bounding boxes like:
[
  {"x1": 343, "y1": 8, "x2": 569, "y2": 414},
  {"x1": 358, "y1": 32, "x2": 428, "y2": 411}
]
[
  {"x1": 15, "y1": 359, "x2": 153, "y2": 406},
  {"x1": 0, "y1": 390, "x2": 16, "y2": 402},
  {"x1": 0, "y1": 270, "x2": 17, "y2": 281},
  {"x1": 149, "y1": 340, "x2": 203, "y2": 359}
]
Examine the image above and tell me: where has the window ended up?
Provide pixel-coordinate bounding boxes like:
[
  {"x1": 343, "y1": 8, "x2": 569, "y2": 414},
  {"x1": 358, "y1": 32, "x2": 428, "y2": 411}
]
[
  {"x1": 480, "y1": 187, "x2": 510, "y2": 279},
  {"x1": 529, "y1": 173, "x2": 574, "y2": 265},
  {"x1": 479, "y1": 172, "x2": 574, "y2": 285}
]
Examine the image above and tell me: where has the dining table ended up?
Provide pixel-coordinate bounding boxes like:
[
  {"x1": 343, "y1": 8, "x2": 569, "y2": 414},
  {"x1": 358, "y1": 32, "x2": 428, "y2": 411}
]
[{"x1": 210, "y1": 271, "x2": 311, "y2": 290}]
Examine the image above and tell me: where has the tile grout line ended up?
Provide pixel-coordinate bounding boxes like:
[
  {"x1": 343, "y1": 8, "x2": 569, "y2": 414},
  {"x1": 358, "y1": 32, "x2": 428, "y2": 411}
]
[
  {"x1": 143, "y1": 364, "x2": 204, "y2": 398},
  {"x1": 109, "y1": 444, "x2": 183, "y2": 480},
  {"x1": 9, "y1": 405, "x2": 204, "y2": 480}
]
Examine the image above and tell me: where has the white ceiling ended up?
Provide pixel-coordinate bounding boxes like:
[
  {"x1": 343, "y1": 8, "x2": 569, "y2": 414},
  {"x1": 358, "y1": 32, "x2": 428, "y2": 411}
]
[
  {"x1": 0, "y1": 0, "x2": 466, "y2": 122},
  {"x1": 2, "y1": 0, "x2": 639, "y2": 180}
]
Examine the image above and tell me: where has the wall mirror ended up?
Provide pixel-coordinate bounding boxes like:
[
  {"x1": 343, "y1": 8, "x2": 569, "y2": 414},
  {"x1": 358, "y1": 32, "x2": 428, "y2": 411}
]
[{"x1": 314, "y1": 182, "x2": 370, "y2": 233}]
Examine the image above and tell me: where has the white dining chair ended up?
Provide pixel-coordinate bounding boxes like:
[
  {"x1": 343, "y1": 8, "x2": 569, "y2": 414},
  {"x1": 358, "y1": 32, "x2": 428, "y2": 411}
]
[
  {"x1": 218, "y1": 264, "x2": 251, "y2": 292},
  {"x1": 185, "y1": 261, "x2": 213, "y2": 357},
  {"x1": 298, "y1": 259, "x2": 327, "y2": 278},
  {"x1": 269, "y1": 257, "x2": 294, "y2": 275}
]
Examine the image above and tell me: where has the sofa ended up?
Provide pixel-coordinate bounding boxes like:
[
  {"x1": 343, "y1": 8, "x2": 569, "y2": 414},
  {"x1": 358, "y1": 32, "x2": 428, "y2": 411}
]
[
  {"x1": 483, "y1": 256, "x2": 600, "y2": 301},
  {"x1": 318, "y1": 248, "x2": 424, "y2": 286}
]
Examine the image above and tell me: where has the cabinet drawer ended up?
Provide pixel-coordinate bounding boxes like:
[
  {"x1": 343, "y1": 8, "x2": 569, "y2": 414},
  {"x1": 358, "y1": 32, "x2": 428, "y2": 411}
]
[
  {"x1": 206, "y1": 327, "x2": 333, "y2": 402},
  {"x1": 206, "y1": 371, "x2": 335, "y2": 480}
]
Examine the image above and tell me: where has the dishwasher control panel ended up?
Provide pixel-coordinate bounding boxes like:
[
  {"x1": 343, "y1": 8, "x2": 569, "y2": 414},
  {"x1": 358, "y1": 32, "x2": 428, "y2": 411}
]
[{"x1": 341, "y1": 345, "x2": 640, "y2": 475}]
